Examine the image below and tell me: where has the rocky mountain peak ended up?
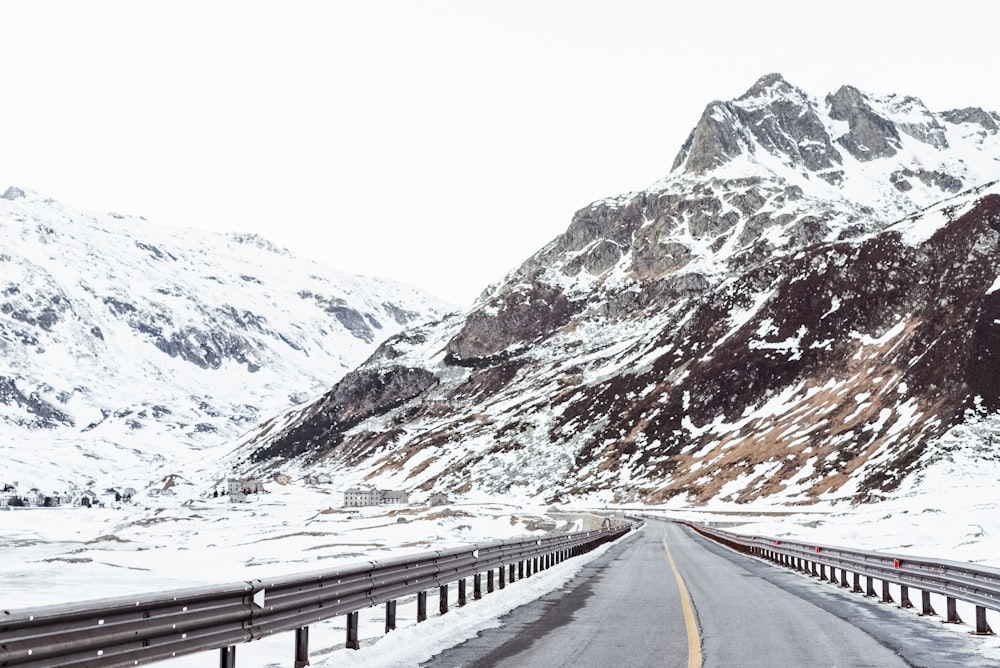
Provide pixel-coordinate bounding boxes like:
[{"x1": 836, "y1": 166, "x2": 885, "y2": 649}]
[
  {"x1": 231, "y1": 75, "x2": 1000, "y2": 508},
  {"x1": 2, "y1": 186, "x2": 27, "y2": 200},
  {"x1": 673, "y1": 74, "x2": 842, "y2": 175},
  {"x1": 671, "y1": 75, "x2": 992, "y2": 191}
]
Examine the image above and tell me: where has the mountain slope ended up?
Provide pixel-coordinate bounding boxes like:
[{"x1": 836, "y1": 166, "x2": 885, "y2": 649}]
[
  {"x1": 231, "y1": 74, "x2": 1000, "y2": 505},
  {"x1": 0, "y1": 187, "x2": 452, "y2": 492}
]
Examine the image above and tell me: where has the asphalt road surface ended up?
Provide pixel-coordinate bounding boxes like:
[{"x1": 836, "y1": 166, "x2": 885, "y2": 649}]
[{"x1": 423, "y1": 521, "x2": 997, "y2": 668}]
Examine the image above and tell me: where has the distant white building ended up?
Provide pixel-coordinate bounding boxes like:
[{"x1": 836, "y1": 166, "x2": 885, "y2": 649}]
[
  {"x1": 344, "y1": 487, "x2": 382, "y2": 507},
  {"x1": 227, "y1": 477, "x2": 265, "y2": 503},
  {"x1": 343, "y1": 487, "x2": 411, "y2": 507}
]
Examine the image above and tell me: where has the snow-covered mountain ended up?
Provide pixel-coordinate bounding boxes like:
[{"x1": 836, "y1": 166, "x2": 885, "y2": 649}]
[
  {"x1": 230, "y1": 73, "x2": 1000, "y2": 505},
  {"x1": 0, "y1": 186, "x2": 452, "y2": 493}
]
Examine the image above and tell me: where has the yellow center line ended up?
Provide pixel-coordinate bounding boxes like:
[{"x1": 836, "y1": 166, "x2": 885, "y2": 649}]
[{"x1": 662, "y1": 533, "x2": 702, "y2": 668}]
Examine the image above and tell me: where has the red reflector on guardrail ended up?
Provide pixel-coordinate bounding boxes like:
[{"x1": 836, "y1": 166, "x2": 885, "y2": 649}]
[
  {"x1": 894, "y1": 559, "x2": 900, "y2": 568},
  {"x1": 815, "y1": 547, "x2": 821, "y2": 553}
]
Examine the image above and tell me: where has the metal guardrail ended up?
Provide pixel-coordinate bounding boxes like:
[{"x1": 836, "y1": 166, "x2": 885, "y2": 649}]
[
  {"x1": 0, "y1": 524, "x2": 630, "y2": 667},
  {"x1": 675, "y1": 519, "x2": 1000, "y2": 636}
]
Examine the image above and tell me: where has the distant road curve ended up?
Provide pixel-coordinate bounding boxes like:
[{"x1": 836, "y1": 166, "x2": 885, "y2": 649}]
[{"x1": 424, "y1": 520, "x2": 995, "y2": 667}]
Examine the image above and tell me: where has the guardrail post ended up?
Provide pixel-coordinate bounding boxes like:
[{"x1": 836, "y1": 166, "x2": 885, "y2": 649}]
[
  {"x1": 417, "y1": 591, "x2": 428, "y2": 622},
  {"x1": 880, "y1": 580, "x2": 894, "y2": 604},
  {"x1": 853, "y1": 572, "x2": 863, "y2": 593},
  {"x1": 220, "y1": 646, "x2": 236, "y2": 668},
  {"x1": 920, "y1": 590, "x2": 936, "y2": 616},
  {"x1": 840, "y1": 568, "x2": 850, "y2": 588},
  {"x1": 487, "y1": 569, "x2": 495, "y2": 593},
  {"x1": 945, "y1": 597, "x2": 963, "y2": 624},
  {"x1": 474, "y1": 573, "x2": 482, "y2": 600},
  {"x1": 509, "y1": 563, "x2": 516, "y2": 582},
  {"x1": 294, "y1": 627, "x2": 309, "y2": 668},
  {"x1": 819, "y1": 564, "x2": 826, "y2": 580},
  {"x1": 975, "y1": 606, "x2": 995, "y2": 635},
  {"x1": 498, "y1": 565, "x2": 506, "y2": 589},
  {"x1": 458, "y1": 578, "x2": 467, "y2": 605},
  {"x1": 385, "y1": 600, "x2": 397, "y2": 632},
  {"x1": 899, "y1": 585, "x2": 913, "y2": 609},
  {"x1": 346, "y1": 611, "x2": 360, "y2": 650},
  {"x1": 518, "y1": 561, "x2": 524, "y2": 579},
  {"x1": 865, "y1": 576, "x2": 877, "y2": 597},
  {"x1": 439, "y1": 585, "x2": 449, "y2": 614}
]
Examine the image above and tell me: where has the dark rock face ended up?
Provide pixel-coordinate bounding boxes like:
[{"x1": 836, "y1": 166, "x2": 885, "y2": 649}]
[
  {"x1": 673, "y1": 102, "x2": 751, "y2": 173},
  {"x1": 446, "y1": 283, "x2": 578, "y2": 362},
  {"x1": 154, "y1": 327, "x2": 261, "y2": 372},
  {"x1": 248, "y1": 364, "x2": 438, "y2": 462},
  {"x1": 891, "y1": 168, "x2": 963, "y2": 194},
  {"x1": 298, "y1": 290, "x2": 376, "y2": 343},
  {"x1": 734, "y1": 74, "x2": 843, "y2": 172},
  {"x1": 0, "y1": 376, "x2": 73, "y2": 428},
  {"x1": 941, "y1": 107, "x2": 1000, "y2": 132},
  {"x1": 827, "y1": 85, "x2": 901, "y2": 161}
]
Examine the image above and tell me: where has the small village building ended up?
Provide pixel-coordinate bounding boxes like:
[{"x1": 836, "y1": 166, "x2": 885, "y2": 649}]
[
  {"x1": 227, "y1": 477, "x2": 265, "y2": 503},
  {"x1": 303, "y1": 473, "x2": 333, "y2": 485},
  {"x1": 428, "y1": 492, "x2": 449, "y2": 506},
  {"x1": 381, "y1": 490, "x2": 410, "y2": 505},
  {"x1": 78, "y1": 491, "x2": 99, "y2": 508},
  {"x1": 344, "y1": 487, "x2": 382, "y2": 507}
]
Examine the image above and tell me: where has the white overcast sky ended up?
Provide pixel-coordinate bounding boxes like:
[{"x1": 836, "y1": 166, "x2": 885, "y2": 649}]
[{"x1": 2, "y1": 1, "x2": 999, "y2": 306}]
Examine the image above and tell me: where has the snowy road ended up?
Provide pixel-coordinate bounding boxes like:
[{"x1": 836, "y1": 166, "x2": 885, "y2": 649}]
[{"x1": 424, "y1": 521, "x2": 996, "y2": 667}]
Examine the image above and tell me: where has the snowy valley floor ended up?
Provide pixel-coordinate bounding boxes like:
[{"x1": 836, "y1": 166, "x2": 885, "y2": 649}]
[{"x1": 4, "y1": 473, "x2": 1000, "y2": 666}]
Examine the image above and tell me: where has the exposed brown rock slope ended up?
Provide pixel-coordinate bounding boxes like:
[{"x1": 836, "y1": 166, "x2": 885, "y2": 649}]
[{"x1": 231, "y1": 74, "x2": 1000, "y2": 505}]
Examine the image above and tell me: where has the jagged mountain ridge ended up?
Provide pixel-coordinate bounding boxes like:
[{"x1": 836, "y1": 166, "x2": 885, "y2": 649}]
[
  {"x1": 0, "y1": 186, "x2": 452, "y2": 490},
  {"x1": 232, "y1": 74, "x2": 1000, "y2": 505}
]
